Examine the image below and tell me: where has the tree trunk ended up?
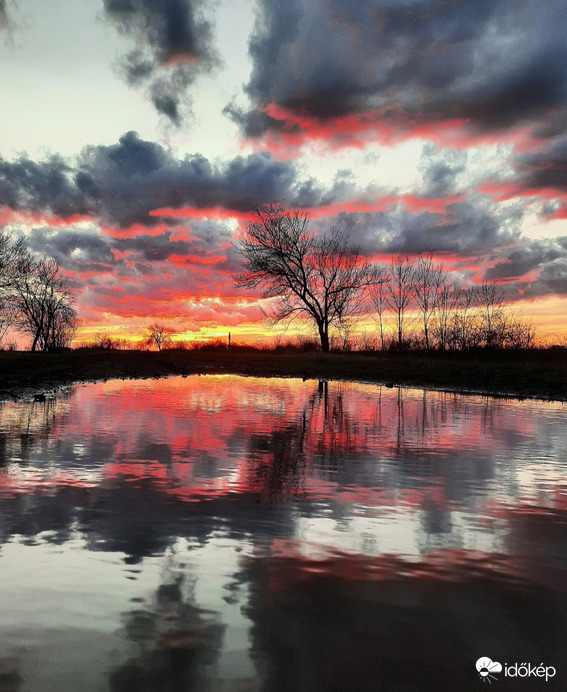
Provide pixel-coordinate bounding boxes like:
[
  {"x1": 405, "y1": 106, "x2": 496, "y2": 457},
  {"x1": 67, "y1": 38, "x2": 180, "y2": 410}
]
[{"x1": 319, "y1": 326, "x2": 330, "y2": 352}]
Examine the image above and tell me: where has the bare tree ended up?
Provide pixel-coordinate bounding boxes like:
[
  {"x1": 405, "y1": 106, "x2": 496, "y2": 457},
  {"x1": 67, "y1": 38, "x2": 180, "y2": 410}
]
[
  {"x1": 387, "y1": 253, "x2": 416, "y2": 350},
  {"x1": 369, "y1": 272, "x2": 390, "y2": 350},
  {"x1": 415, "y1": 250, "x2": 445, "y2": 349},
  {"x1": 477, "y1": 281, "x2": 505, "y2": 348},
  {"x1": 145, "y1": 323, "x2": 174, "y2": 351},
  {"x1": 11, "y1": 255, "x2": 77, "y2": 351},
  {"x1": 234, "y1": 202, "x2": 378, "y2": 352},
  {"x1": 0, "y1": 232, "x2": 27, "y2": 342},
  {"x1": 432, "y1": 280, "x2": 457, "y2": 350},
  {"x1": 448, "y1": 287, "x2": 478, "y2": 350}
]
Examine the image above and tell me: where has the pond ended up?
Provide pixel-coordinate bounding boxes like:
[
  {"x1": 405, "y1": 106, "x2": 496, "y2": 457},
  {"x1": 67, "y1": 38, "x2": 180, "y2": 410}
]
[{"x1": 0, "y1": 375, "x2": 565, "y2": 691}]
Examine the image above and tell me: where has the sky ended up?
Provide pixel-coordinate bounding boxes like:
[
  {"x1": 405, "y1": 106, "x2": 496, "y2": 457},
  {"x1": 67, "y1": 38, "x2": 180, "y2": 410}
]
[{"x1": 0, "y1": 0, "x2": 566, "y2": 345}]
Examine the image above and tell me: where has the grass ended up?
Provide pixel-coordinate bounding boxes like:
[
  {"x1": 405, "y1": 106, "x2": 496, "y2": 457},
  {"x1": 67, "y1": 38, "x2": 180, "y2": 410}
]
[{"x1": 1, "y1": 346, "x2": 567, "y2": 402}]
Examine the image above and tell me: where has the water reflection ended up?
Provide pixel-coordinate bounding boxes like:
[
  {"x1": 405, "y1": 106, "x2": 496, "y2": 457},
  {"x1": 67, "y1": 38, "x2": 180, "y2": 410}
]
[{"x1": 0, "y1": 376, "x2": 565, "y2": 690}]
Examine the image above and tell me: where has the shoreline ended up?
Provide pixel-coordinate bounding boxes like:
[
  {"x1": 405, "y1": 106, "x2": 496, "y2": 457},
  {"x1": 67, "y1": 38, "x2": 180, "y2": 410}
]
[{"x1": 1, "y1": 348, "x2": 566, "y2": 403}]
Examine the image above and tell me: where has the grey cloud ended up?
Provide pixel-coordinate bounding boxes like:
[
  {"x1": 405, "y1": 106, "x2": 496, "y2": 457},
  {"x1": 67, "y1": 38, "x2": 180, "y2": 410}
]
[
  {"x1": 485, "y1": 240, "x2": 564, "y2": 281},
  {"x1": 0, "y1": 1, "x2": 8, "y2": 30},
  {"x1": 26, "y1": 227, "x2": 117, "y2": 270},
  {"x1": 532, "y1": 256, "x2": 567, "y2": 297},
  {"x1": 517, "y1": 138, "x2": 567, "y2": 192},
  {"x1": 24, "y1": 223, "x2": 234, "y2": 282},
  {"x1": 236, "y1": 0, "x2": 567, "y2": 141},
  {"x1": 223, "y1": 101, "x2": 292, "y2": 139},
  {"x1": 113, "y1": 231, "x2": 192, "y2": 262},
  {"x1": 0, "y1": 131, "x2": 330, "y2": 228},
  {"x1": 78, "y1": 131, "x2": 308, "y2": 225},
  {"x1": 418, "y1": 145, "x2": 467, "y2": 198},
  {"x1": 0, "y1": 154, "x2": 95, "y2": 217},
  {"x1": 102, "y1": 0, "x2": 219, "y2": 124},
  {"x1": 321, "y1": 196, "x2": 522, "y2": 257},
  {"x1": 485, "y1": 238, "x2": 567, "y2": 300},
  {"x1": 188, "y1": 219, "x2": 232, "y2": 246}
]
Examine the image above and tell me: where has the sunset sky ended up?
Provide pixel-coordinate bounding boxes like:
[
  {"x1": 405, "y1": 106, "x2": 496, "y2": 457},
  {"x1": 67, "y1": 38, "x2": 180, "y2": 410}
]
[{"x1": 0, "y1": 0, "x2": 566, "y2": 345}]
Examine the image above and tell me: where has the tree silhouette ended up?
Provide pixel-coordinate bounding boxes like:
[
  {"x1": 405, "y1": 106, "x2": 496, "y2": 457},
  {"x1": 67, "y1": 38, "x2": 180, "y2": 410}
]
[
  {"x1": 145, "y1": 323, "x2": 174, "y2": 351},
  {"x1": 234, "y1": 202, "x2": 379, "y2": 352}
]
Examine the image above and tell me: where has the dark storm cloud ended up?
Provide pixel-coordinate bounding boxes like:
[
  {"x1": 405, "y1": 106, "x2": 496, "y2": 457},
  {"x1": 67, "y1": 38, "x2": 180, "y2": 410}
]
[
  {"x1": 223, "y1": 101, "x2": 292, "y2": 138},
  {"x1": 113, "y1": 231, "x2": 191, "y2": 261},
  {"x1": 0, "y1": 154, "x2": 95, "y2": 217},
  {"x1": 516, "y1": 138, "x2": 567, "y2": 192},
  {"x1": 78, "y1": 131, "x2": 323, "y2": 226},
  {"x1": 529, "y1": 256, "x2": 567, "y2": 298},
  {"x1": 0, "y1": 131, "x2": 328, "y2": 228},
  {"x1": 28, "y1": 226, "x2": 114, "y2": 263},
  {"x1": 102, "y1": 0, "x2": 219, "y2": 124},
  {"x1": 26, "y1": 227, "x2": 117, "y2": 273},
  {"x1": 235, "y1": 0, "x2": 567, "y2": 141}
]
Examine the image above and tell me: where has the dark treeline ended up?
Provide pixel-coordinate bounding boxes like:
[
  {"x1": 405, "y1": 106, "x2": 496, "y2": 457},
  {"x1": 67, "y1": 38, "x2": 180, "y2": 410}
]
[
  {"x1": 365, "y1": 251, "x2": 535, "y2": 352},
  {"x1": 0, "y1": 232, "x2": 77, "y2": 351}
]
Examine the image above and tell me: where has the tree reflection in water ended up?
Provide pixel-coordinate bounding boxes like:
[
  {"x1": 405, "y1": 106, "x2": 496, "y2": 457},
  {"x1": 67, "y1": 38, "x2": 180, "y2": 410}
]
[
  {"x1": 0, "y1": 376, "x2": 565, "y2": 689},
  {"x1": 110, "y1": 553, "x2": 225, "y2": 692}
]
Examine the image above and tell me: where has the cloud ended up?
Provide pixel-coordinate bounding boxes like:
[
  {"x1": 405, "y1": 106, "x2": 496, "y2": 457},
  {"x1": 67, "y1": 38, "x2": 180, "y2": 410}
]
[
  {"x1": 232, "y1": 0, "x2": 567, "y2": 146},
  {"x1": 485, "y1": 239, "x2": 564, "y2": 282},
  {"x1": 479, "y1": 137, "x2": 567, "y2": 218},
  {"x1": 102, "y1": 0, "x2": 219, "y2": 124},
  {"x1": 482, "y1": 238, "x2": 567, "y2": 301},
  {"x1": 319, "y1": 193, "x2": 522, "y2": 258},
  {"x1": 0, "y1": 154, "x2": 95, "y2": 218},
  {"x1": 0, "y1": 131, "x2": 334, "y2": 228},
  {"x1": 0, "y1": 1, "x2": 9, "y2": 30},
  {"x1": 517, "y1": 138, "x2": 567, "y2": 193},
  {"x1": 78, "y1": 131, "x2": 326, "y2": 225},
  {"x1": 418, "y1": 144, "x2": 467, "y2": 198}
]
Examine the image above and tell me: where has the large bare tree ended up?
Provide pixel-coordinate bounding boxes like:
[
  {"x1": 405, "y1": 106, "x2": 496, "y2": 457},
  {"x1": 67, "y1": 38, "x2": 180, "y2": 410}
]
[
  {"x1": 11, "y1": 252, "x2": 78, "y2": 351},
  {"x1": 234, "y1": 202, "x2": 379, "y2": 352}
]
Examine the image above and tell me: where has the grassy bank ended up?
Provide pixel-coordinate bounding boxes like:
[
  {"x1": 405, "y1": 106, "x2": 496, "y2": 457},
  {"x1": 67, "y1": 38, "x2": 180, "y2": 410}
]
[{"x1": 1, "y1": 347, "x2": 567, "y2": 402}]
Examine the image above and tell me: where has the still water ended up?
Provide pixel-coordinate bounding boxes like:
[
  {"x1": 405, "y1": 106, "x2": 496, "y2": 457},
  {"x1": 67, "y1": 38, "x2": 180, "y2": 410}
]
[{"x1": 0, "y1": 375, "x2": 565, "y2": 691}]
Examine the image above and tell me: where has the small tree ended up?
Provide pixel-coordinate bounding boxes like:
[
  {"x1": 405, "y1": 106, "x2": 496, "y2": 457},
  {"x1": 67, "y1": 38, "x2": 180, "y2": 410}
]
[
  {"x1": 415, "y1": 250, "x2": 445, "y2": 349},
  {"x1": 431, "y1": 280, "x2": 449, "y2": 350},
  {"x1": 387, "y1": 253, "x2": 416, "y2": 350},
  {"x1": 234, "y1": 202, "x2": 379, "y2": 352},
  {"x1": 145, "y1": 323, "x2": 174, "y2": 351},
  {"x1": 369, "y1": 273, "x2": 390, "y2": 350},
  {"x1": 477, "y1": 281, "x2": 506, "y2": 348}
]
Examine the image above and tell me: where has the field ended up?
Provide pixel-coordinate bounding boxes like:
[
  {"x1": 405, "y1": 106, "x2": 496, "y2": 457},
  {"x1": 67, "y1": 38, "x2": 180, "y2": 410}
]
[{"x1": 1, "y1": 346, "x2": 566, "y2": 402}]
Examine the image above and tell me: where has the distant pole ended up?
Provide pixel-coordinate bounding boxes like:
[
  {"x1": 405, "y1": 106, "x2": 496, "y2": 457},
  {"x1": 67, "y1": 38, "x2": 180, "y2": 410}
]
[{"x1": 228, "y1": 332, "x2": 231, "y2": 349}]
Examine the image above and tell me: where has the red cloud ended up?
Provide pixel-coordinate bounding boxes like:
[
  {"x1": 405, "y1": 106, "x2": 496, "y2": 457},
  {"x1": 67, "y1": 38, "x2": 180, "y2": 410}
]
[
  {"x1": 247, "y1": 104, "x2": 537, "y2": 154},
  {"x1": 169, "y1": 254, "x2": 226, "y2": 266},
  {"x1": 149, "y1": 206, "x2": 256, "y2": 222},
  {"x1": 0, "y1": 207, "x2": 93, "y2": 227},
  {"x1": 103, "y1": 223, "x2": 171, "y2": 239}
]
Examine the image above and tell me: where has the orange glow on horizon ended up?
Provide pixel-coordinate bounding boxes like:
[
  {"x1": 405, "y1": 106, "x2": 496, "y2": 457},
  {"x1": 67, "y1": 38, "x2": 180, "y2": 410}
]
[{"x1": 69, "y1": 293, "x2": 567, "y2": 349}]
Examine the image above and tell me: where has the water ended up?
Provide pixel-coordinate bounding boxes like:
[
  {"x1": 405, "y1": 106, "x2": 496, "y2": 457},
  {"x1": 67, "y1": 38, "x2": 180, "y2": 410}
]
[{"x1": 0, "y1": 375, "x2": 565, "y2": 691}]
